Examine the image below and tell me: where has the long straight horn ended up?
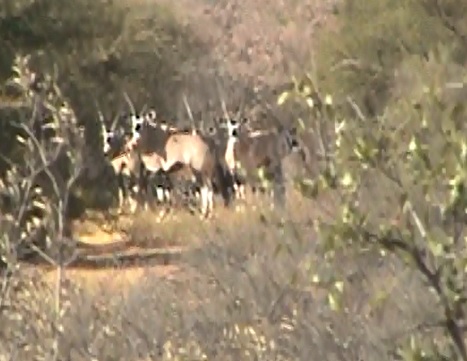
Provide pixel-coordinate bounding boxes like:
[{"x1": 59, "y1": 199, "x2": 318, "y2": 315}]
[
  {"x1": 110, "y1": 112, "x2": 119, "y2": 132},
  {"x1": 220, "y1": 97, "x2": 230, "y2": 122},
  {"x1": 199, "y1": 117, "x2": 205, "y2": 133},
  {"x1": 97, "y1": 107, "x2": 105, "y2": 125},
  {"x1": 94, "y1": 99, "x2": 104, "y2": 123},
  {"x1": 238, "y1": 89, "x2": 247, "y2": 119},
  {"x1": 182, "y1": 93, "x2": 196, "y2": 134},
  {"x1": 101, "y1": 122, "x2": 107, "y2": 139},
  {"x1": 215, "y1": 79, "x2": 231, "y2": 122},
  {"x1": 123, "y1": 91, "x2": 136, "y2": 115},
  {"x1": 110, "y1": 102, "x2": 125, "y2": 132},
  {"x1": 94, "y1": 100, "x2": 107, "y2": 135}
]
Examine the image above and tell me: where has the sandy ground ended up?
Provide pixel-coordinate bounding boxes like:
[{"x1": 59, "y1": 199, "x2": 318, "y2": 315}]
[
  {"x1": 34, "y1": 223, "x2": 184, "y2": 292},
  {"x1": 35, "y1": 189, "x2": 321, "y2": 292}
]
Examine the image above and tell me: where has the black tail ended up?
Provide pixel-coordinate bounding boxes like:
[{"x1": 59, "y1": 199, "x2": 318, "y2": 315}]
[
  {"x1": 271, "y1": 161, "x2": 286, "y2": 208},
  {"x1": 214, "y1": 161, "x2": 234, "y2": 207}
]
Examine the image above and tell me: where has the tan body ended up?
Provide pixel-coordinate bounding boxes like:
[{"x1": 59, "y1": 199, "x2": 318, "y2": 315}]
[
  {"x1": 224, "y1": 119, "x2": 300, "y2": 203},
  {"x1": 131, "y1": 117, "x2": 232, "y2": 218},
  {"x1": 161, "y1": 133, "x2": 215, "y2": 175}
]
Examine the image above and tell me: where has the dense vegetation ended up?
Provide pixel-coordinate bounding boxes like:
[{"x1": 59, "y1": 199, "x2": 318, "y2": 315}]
[
  {"x1": 1, "y1": 0, "x2": 466, "y2": 359},
  {"x1": 291, "y1": 0, "x2": 467, "y2": 358}
]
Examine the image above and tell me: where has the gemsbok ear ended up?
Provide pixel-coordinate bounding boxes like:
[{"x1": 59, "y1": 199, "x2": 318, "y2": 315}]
[
  {"x1": 159, "y1": 119, "x2": 169, "y2": 131},
  {"x1": 216, "y1": 117, "x2": 227, "y2": 127},
  {"x1": 146, "y1": 109, "x2": 157, "y2": 121},
  {"x1": 207, "y1": 126, "x2": 217, "y2": 135}
]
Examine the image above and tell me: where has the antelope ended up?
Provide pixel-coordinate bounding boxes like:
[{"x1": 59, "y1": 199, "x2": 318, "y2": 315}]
[
  {"x1": 127, "y1": 110, "x2": 234, "y2": 218},
  {"x1": 125, "y1": 109, "x2": 199, "y2": 205},
  {"x1": 221, "y1": 117, "x2": 301, "y2": 205},
  {"x1": 101, "y1": 123, "x2": 145, "y2": 213},
  {"x1": 101, "y1": 111, "x2": 172, "y2": 213}
]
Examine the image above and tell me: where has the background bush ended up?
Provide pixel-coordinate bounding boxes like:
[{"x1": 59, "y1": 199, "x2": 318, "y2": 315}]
[
  {"x1": 315, "y1": 0, "x2": 467, "y2": 116},
  {"x1": 2, "y1": 0, "x2": 467, "y2": 359}
]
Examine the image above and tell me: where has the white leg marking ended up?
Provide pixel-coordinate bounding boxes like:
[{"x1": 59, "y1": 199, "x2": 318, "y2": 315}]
[
  {"x1": 164, "y1": 189, "x2": 171, "y2": 202},
  {"x1": 207, "y1": 188, "x2": 214, "y2": 215},
  {"x1": 200, "y1": 185, "x2": 208, "y2": 217},
  {"x1": 118, "y1": 188, "x2": 124, "y2": 209},
  {"x1": 239, "y1": 184, "x2": 246, "y2": 200},
  {"x1": 129, "y1": 196, "x2": 138, "y2": 214},
  {"x1": 156, "y1": 187, "x2": 165, "y2": 202}
]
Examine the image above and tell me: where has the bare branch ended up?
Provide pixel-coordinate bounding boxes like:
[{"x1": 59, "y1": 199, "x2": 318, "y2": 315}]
[
  {"x1": 330, "y1": 58, "x2": 382, "y2": 73},
  {"x1": 346, "y1": 96, "x2": 366, "y2": 122}
]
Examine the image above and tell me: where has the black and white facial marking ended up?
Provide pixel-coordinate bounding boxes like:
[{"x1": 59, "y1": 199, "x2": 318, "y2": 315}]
[
  {"x1": 103, "y1": 129, "x2": 115, "y2": 155},
  {"x1": 224, "y1": 116, "x2": 253, "y2": 140},
  {"x1": 126, "y1": 109, "x2": 160, "y2": 147},
  {"x1": 131, "y1": 114, "x2": 145, "y2": 133},
  {"x1": 225, "y1": 118, "x2": 240, "y2": 140},
  {"x1": 128, "y1": 114, "x2": 146, "y2": 145}
]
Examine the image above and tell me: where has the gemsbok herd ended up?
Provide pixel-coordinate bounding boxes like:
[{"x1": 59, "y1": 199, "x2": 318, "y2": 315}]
[{"x1": 101, "y1": 103, "x2": 305, "y2": 219}]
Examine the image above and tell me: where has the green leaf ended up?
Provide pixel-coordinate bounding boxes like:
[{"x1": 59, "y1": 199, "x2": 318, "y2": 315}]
[
  {"x1": 340, "y1": 172, "x2": 354, "y2": 188},
  {"x1": 409, "y1": 137, "x2": 417, "y2": 152},
  {"x1": 427, "y1": 236, "x2": 444, "y2": 257},
  {"x1": 302, "y1": 85, "x2": 312, "y2": 96},
  {"x1": 328, "y1": 292, "x2": 339, "y2": 311},
  {"x1": 312, "y1": 273, "x2": 320, "y2": 284},
  {"x1": 334, "y1": 280, "x2": 344, "y2": 293},
  {"x1": 277, "y1": 91, "x2": 290, "y2": 106},
  {"x1": 297, "y1": 117, "x2": 306, "y2": 130},
  {"x1": 328, "y1": 288, "x2": 343, "y2": 312}
]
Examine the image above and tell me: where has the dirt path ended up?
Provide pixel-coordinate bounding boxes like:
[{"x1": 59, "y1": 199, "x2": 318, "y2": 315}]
[
  {"x1": 36, "y1": 190, "x2": 318, "y2": 291},
  {"x1": 31, "y1": 221, "x2": 186, "y2": 292}
]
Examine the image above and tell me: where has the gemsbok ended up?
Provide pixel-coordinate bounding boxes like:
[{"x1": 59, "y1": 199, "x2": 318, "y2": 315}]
[
  {"x1": 221, "y1": 116, "x2": 301, "y2": 206},
  {"x1": 101, "y1": 122, "x2": 144, "y2": 213},
  {"x1": 127, "y1": 110, "x2": 234, "y2": 218},
  {"x1": 100, "y1": 111, "x2": 173, "y2": 213}
]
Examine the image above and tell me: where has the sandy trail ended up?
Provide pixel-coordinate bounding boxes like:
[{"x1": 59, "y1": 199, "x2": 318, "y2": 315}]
[
  {"x1": 36, "y1": 225, "x2": 185, "y2": 291},
  {"x1": 37, "y1": 190, "x2": 318, "y2": 291}
]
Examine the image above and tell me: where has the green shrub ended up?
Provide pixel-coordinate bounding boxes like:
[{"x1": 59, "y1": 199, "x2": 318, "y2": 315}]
[
  {"x1": 315, "y1": 0, "x2": 467, "y2": 116},
  {"x1": 286, "y1": 41, "x2": 467, "y2": 361}
]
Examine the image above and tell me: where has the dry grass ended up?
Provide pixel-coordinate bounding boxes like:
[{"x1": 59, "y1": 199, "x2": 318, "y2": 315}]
[
  {"x1": 57, "y1": 187, "x2": 317, "y2": 292},
  {"x1": 74, "y1": 187, "x2": 317, "y2": 247},
  {"x1": 2, "y1": 193, "x2": 438, "y2": 360}
]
